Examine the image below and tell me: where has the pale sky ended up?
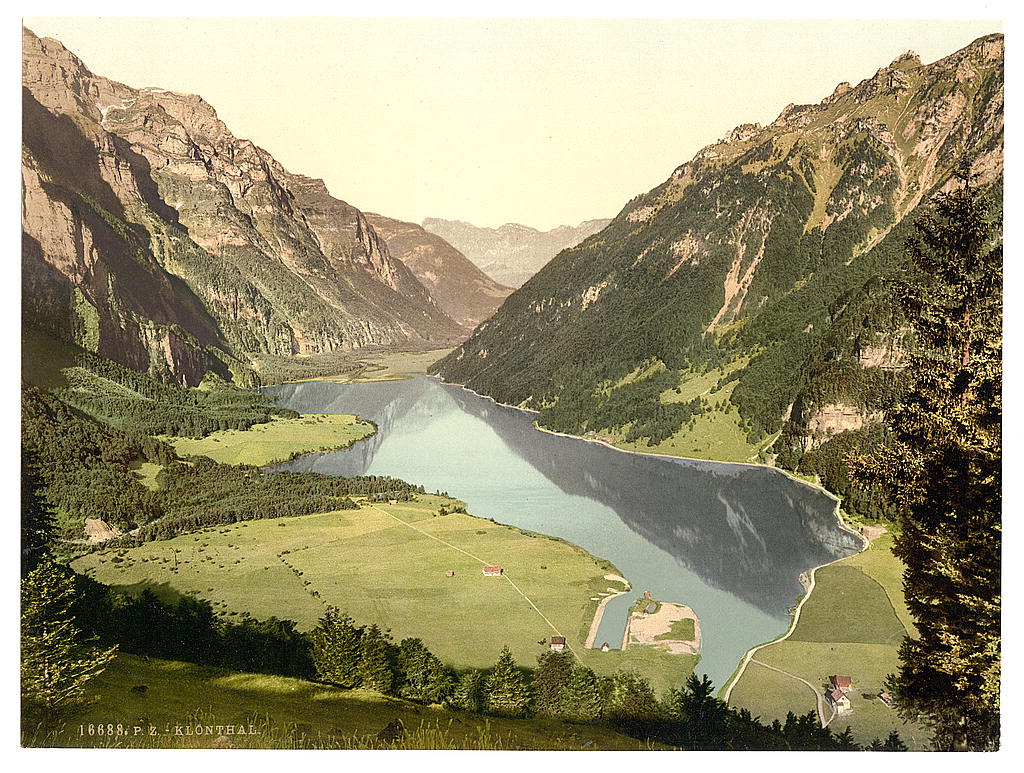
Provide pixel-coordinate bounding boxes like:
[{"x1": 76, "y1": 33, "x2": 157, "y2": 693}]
[{"x1": 22, "y1": 16, "x2": 1003, "y2": 229}]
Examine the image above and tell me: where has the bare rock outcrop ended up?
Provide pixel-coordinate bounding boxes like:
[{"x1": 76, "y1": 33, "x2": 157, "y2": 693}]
[{"x1": 22, "y1": 27, "x2": 466, "y2": 385}]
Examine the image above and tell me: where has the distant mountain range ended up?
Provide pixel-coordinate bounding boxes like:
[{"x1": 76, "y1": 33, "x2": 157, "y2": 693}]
[
  {"x1": 363, "y1": 214, "x2": 512, "y2": 330},
  {"x1": 21, "y1": 28, "x2": 503, "y2": 386},
  {"x1": 433, "y1": 35, "x2": 1003, "y2": 486},
  {"x1": 422, "y1": 218, "x2": 612, "y2": 287}
]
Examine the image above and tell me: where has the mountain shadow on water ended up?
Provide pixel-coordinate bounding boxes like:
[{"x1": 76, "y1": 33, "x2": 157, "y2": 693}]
[{"x1": 269, "y1": 376, "x2": 862, "y2": 620}]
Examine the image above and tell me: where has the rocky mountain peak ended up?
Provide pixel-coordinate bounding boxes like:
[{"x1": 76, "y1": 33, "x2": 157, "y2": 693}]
[
  {"x1": 22, "y1": 26, "x2": 466, "y2": 385},
  {"x1": 890, "y1": 50, "x2": 922, "y2": 68}
]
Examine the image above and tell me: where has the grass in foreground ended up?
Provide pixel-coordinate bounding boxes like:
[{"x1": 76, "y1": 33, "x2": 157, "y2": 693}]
[
  {"x1": 727, "y1": 533, "x2": 930, "y2": 748},
  {"x1": 35, "y1": 654, "x2": 658, "y2": 749},
  {"x1": 72, "y1": 497, "x2": 695, "y2": 695},
  {"x1": 167, "y1": 414, "x2": 376, "y2": 466}
]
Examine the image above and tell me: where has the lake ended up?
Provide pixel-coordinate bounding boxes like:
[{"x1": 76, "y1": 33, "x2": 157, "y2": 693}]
[{"x1": 268, "y1": 375, "x2": 862, "y2": 687}]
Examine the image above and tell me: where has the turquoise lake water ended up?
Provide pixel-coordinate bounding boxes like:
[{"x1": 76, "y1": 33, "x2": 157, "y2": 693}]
[{"x1": 268, "y1": 375, "x2": 861, "y2": 688}]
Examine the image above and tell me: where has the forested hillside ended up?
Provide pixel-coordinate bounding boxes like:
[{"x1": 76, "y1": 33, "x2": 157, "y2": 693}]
[
  {"x1": 21, "y1": 349, "x2": 422, "y2": 542},
  {"x1": 432, "y1": 35, "x2": 1003, "y2": 499}
]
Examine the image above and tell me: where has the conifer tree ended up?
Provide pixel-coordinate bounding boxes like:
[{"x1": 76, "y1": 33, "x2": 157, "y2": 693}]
[
  {"x1": 21, "y1": 559, "x2": 116, "y2": 731},
  {"x1": 851, "y1": 167, "x2": 1001, "y2": 751},
  {"x1": 310, "y1": 607, "x2": 363, "y2": 688},
  {"x1": 396, "y1": 637, "x2": 452, "y2": 703},
  {"x1": 357, "y1": 624, "x2": 395, "y2": 694},
  {"x1": 558, "y1": 664, "x2": 604, "y2": 722},
  {"x1": 604, "y1": 668, "x2": 659, "y2": 725},
  {"x1": 424, "y1": 658, "x2": 456, "y2": 706},
  {"x1": 668, "y1": 673, "x2": 729, "y2": 749},
  {"x1": 452, "y1": 669, "x2": 485, "y2": 713},
  {"x1": 483, "y1": 646, "x2": 530, "y2": 717},
  {"x1": 869, "y1": 729, "x2": 908, "y2": 751},
  {"x1": 532, "y1": 650, "x2": 574, "y2": 716},
  {"x1": 21, "y1": 448, "x2": 56, "y2": 577}
]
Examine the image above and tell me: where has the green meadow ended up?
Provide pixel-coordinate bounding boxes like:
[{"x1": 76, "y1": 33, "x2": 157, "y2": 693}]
[
  {"x1": 726, "y1": 533, "x2": 930, "y2": 748},
  {"x1": 606, "y1": 380, "x2": 770, "y2": 463},
  {"x1": 73, "y1": 496, "x2": 695, "y2": 695},
  {"x1": 168, "y1": 413, "x2": 376, "y2": 466}
]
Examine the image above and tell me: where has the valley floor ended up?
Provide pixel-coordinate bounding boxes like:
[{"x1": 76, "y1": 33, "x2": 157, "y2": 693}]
[{"x1": 73, "y1": 495, "x2": 696, "y2": 696}]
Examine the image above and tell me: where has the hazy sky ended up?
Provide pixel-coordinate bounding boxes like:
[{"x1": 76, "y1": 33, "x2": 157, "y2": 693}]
[{"x1": 22, "y1": 17, "x2": 1002, "y2": 229}]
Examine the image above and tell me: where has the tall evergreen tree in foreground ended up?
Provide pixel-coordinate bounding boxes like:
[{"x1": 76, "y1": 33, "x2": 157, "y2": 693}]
[
  {"x1": 483, "y1": 646, "x2": 530, "y2": 717},
  {"x1": 21, "y1": 448, "x2": 56, "y2": 577},
  {"x1": 452, "y1": 669, "x2": 485, "y2": 713},
  {"x1": 21, "y1": 559, "x2": 117, "y2": 733},
  {"x1": 357, "y1": 624, "x2": 396, "y2": 694},
  {"x1": 310, "y1": 607, "x2": 363, "y2": 688},
  {"x1": 852, "y1": 166, "x2": 1002, "y2": 750},
  {"x1": 559, "y1": 664, "x2": 604, "y2": 722},
  {"x1": 532, "y1": 650, "x2": 574, "y2": 716}
]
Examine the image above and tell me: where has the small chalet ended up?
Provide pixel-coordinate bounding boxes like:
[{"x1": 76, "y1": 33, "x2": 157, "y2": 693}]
[
  {"x1": 878, "y1": 691, "x2": 894, "y2": 707},
  {"x1": 643, "y1": 591, "x2": 652, "y2": 600},
  {"x1": 829, "y1": 675, "x2": 853, "y2": 692},
  {"x1": 601, "y1": 642, "x2": 610, "y2": 652},
  {"x1": 549, "y1": 636, "x2": 566, "y2": 652},
  {"x1": 827, "y1": 688, "x2": 852, "y2": 714},
  {"x1": 445, "y1": 570, "x2": 455, "y2": 577},
  {"x1": 388, "y1": 499, "x2": 398, "y2": 505},
  {"x1": 482, "y1": 566, "x2": 503, "y2": 576}
]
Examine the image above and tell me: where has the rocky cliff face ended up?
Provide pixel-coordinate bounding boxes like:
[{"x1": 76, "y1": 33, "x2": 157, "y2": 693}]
[
  {"x1": 432, "y1": 35, "x2": 1003, "y2": 456},
  {"x1": 422, "y1": 217, "x2": 612, "y2": 287},
  {"x1": 364, "y1": 214, "x2": 512, "y2": 330},
  {"x1": 22, "y1": 28, "x2": 465, "y2": 385}
]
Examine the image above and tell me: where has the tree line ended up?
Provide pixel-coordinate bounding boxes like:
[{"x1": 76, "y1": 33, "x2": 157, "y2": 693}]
[
  {"x1": 59, "y1": 350, "x2": 299, "y2": 438},
  {"x1": 22, "y1": 384, "x2": 423, "y2": 542}
]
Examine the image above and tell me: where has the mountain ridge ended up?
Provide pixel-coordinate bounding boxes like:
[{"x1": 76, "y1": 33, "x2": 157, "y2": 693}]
[
  {"x1": 22, "y1": 28, "x2": 475, "y2": 386},
  {"x1": 430, "y1": 33, "x2": 1003, "y2": 493},
  {"x1": 363, "y1": 213, "x2": 513, "y2": 330},
  {"x1": 422, "y1": 217, "x2": 612, "y2": 288}
]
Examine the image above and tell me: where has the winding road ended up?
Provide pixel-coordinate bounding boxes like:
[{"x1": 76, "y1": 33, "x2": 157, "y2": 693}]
[{"x1": 748, "y1": 658, "x2": 835, "y2": 727}]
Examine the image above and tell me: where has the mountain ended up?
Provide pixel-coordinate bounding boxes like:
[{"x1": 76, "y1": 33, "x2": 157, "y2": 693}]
[
  {"x1": 22, "y1": 29, "x2": 467, "y2": 387},
  {"x1": 431, "y1": 35, "x2": 1003, "y2": 499},
  {"x1": 422, "y1": 218, "x2": 612, "y2": 287},
  {"x1": 363, "y1": 214, "x2": 512, "y2": 330}
]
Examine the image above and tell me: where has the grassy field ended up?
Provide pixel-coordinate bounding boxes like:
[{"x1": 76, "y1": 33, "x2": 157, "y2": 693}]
[
  {"x1": 132, "y1": 462, "x2": 163, "y2": 491},
  {"x1": 607, "y1": 381, "x2": 771, "y2": 463},
  {"x1": 72, "y1": 497, "x2": 696, "y2": 696},
  {"x1": 167, "y1": 414, "x2": 376, "y2": 466},
  {"x1": 655, "y1": 618, "x2": 696, "y2": 642},
  {"x1": 726, "y1": 533, "x2": 930, "y2": 749},
  {"x1": 35, "y1": 654, "x2": 660, "y2": 749}
]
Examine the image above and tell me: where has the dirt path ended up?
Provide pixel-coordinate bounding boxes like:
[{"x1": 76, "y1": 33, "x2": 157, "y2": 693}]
[
  {"x1": 749, "y1": 658, "x2": 833, "y2": 727},
  {"x1": 368, "y1": 503, "x2": 580, "y2": 660}
]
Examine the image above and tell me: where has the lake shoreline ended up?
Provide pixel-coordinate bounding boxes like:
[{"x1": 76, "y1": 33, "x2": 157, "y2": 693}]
[
  {"x1": 272, "y1": 374, "x2": 864, "y2": 688},
  {"x1": 427, "y1": 374, "x2": 867, "y2": 691},
  {"x1": 430, "y1": 374, "x2": 842, "y2": 504}
]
